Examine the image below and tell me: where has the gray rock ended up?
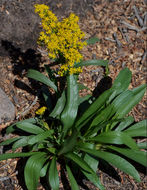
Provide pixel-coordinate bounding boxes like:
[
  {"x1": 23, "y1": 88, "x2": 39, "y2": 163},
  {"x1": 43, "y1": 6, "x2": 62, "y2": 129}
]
[
  {"x1": 0, "y1": 0, "x2": 94, "y2": 56},
  {"x1": 0, "y1": 87, "x2": 15, "y2": 124}
]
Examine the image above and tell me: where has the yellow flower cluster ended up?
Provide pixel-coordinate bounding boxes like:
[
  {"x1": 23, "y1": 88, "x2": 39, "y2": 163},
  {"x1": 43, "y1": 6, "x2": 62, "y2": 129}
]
[
  {"x1": 35, "y1": 4, "x2": 87, "y2": 76},
  {"x1": 36, "y1": 106, "x2": 47, "y2": 115}
]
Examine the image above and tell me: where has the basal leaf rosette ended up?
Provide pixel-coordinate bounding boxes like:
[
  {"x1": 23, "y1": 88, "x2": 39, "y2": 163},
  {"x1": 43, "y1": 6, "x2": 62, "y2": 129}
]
[{"x1": 35, "y1": 4, "x2": 87, "y2": 76}]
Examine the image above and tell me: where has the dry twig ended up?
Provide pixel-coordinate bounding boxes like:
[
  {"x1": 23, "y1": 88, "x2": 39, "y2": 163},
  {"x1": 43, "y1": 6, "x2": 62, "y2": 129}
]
[{"x1": 133, "y1": 5, "x2": 144, "y2": 27}]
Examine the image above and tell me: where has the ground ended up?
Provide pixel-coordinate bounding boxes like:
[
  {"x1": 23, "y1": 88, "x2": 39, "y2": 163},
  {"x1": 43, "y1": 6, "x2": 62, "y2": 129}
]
[{"x1": 0, "y1": 0, "x2": 147, "y2": 189}]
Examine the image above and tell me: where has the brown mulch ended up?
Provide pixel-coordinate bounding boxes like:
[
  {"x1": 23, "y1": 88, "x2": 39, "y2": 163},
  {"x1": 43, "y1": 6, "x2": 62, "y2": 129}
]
[{"x1": 0, "y1": 0, "x2": 147, "y2": 189}]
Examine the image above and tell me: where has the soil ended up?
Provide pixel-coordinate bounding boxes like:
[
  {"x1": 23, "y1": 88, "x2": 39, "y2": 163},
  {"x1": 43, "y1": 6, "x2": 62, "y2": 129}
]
[{"x1": 0, "y1": 0, "x2": 147, "y2": 190}]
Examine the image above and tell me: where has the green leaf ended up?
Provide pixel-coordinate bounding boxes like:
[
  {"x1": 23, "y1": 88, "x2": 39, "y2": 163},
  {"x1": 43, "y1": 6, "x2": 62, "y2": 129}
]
[
  {"x1": 50, "y1": 91, "x2": 66, "y2": 118},
  {"x1": 112, "y1": 84, "x2": 146, "y2": 119},
  {"x1": 75, "y1": 59, "x2": 108, "y2": 68},
  {"x1": 0, "y1": 137, "x2": 21, "y2": 146},
  {"x1": 61, "y1": 75, "x2": 79, "y2": 137},
  {"x1": 86, "y1": 37, "x2": 100, "y2": 45},
  {"x1": 66, "y1": 164, "x2": 80, "y2": 190},
  {"x1": 27, "y1": 69, "x2": 57, "y2": 92},
  {"x1": 48, "y1": 156, "x2": 59, "y2": 190},
  {"x1": 81, "y1": 170, "x2": 105, "y2": 190},
  {"x1": 78, "y1": 95, "x2": 91, "y2": 105},
  {"x1": 84, "y1": 153, "x2": 99, "y2": 173},
  {"x1": 90, "y1": 131, "x2": 139, "y2": 150},
  {"x1": 80, "y1": 148, "x2": 141, "y2": 182},
  {"x1": 40, "y1": 162, "x2": 49, "y2": 177},
  {"x1": 0, "y1": 152, "x2": 39, "y2": 161},
  {"x1": 82, "y1": 153, "x2": 105, "y2": 190},
  {"x1": 137, "y1": 142, "x2": 147, "y2": 149},
  {"x1": 12, "y1": 136, "x2": 34, "y2": 151},
  {"x1": 28, "y1": 130, "x2": 54, "y2": 145},
  {"x1": 75, "y1": 88, "x2": 113, "y2": 130},
  {"x1": 107, "y1": 146, "x2": 147, "y2": 167},
  {"x1": 65, "y1": 152, "x2": 93, "y2": 174},
  {"x1": 41, "y1": 86, "x2": 53, "y2": 111},
  {"x1": 24, "y1": 152, "x2": 48, "y2": 190},
  {"x1": 6, "y1": 118, "x2": 37, "y2": 134},
  {"x1": 16, "y1": 122, "x2": 44, "y2": 134},
  {"x1": 124, "y1": 120, "x2": 147, "y2": 137},
  {"x1": 58, "y1": 129, "x2": 78, "y2": 155},
  {"x1": 112, "y1": 68, "x2": 132, "y2": 94},
  {"x1": 115, "y1": 116, "x2": 134, "y2": 131},
  {"x1": 89, "y1": 104, "x2": 114, "y2": 130}
]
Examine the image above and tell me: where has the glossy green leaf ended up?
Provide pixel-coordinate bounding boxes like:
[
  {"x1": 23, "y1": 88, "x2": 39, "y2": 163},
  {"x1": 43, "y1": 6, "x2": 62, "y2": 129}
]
[
  {"x1": 16, "y1": 122, "x2": 44, "y2": 134},
  {"x1": 41, "y1": 86, "x2": 53, "y2": 111},
  {"x1": 61, "y1": 75, "x2": 79, "y2": 137},
  {"x1": 90, "y1": 131, "x2": 139, "y2": 150},
  {"x1": 124, "y1": 120, "x2": 147, "y2": 137},
  {"x1": 84, "y1": 153, "x2": 99, "y2": 172},
  {"x1": 27, "y1": 69, "x2": 57, "y2": 92},
  {"x1": 12, "y1": 136, "x2": 34, "y2": 151},
  {"x1": 86, "y1": 37, "x2": 100, "y2": 45},
  {"x1": 89, "y1": 104, "x2": 114, "y2": 129},
  {"x1": 75, "y1": 88, "x2": 113, "y2": 130},
  {"x1": 58, "y1": 129, "x2": 78, "y2": 155},
  {"x1": 0, "y1": 152, "x2": 39, "y2": 161},
  {"x1": 48, "y1": 156, "x2": 59, "y2": 190},
  {"x1": 24, "y1": 152, "x2": 47, "y2": 190},
  {"x1": 28, "y1": 130, "x2": 54, "y2": 145},
  {"x1": 78, "y1": 94, "x2": 91, "y2": 105},
  {"x1": 40, "y1": 162, "x2": 49, "y2": 177},
  {"x1": 112, "y1": 68, "x2": 132, "y2": 94},
  {"x1": 82, "y1": 169, "x2": 105, "y2": 190},
  {"x1": 80, "y1": 148, "x2": 141, "y2": 182},
  {"x1": 65, "y1": 152, "x2": 93, "y2": 174},
  {"x1": 107, "y1": 146, "x2": 147, "y2": 167},
  {"x1": 115, "y1": 116, "x2": 134, "y2": 131},
  {"x1": 66, "y1": 164, "x2": 80, "y2": 190},
  {"x1": 75, "y1": 59, "x2": 108, "y2": 68},
  {"x1": 112, "y1": 84, "x2": 146, "y2": 119},
  {"x1": 6, "y1": 118, "x2": 37, "y2": 134},
  {"x1": 50, "y1": 91, "x2": 66, "y2": 118},
  {"x1": 0, "y1": 137, "x2": 21, "y2": 146},
  {"x1": 137, "y1": 142, "x2": 147, "y2": 149}
]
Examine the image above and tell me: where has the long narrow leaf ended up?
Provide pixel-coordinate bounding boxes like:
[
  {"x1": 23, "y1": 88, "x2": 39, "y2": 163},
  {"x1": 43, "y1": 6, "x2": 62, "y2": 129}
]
[
  {"x1": 48, "y1": 156, "x2": 59, "y2": 190},
  {"x1": 6, "y1": 118, "x2": 37, "y2": 134},
  {"x1": 124, "y1": 120, "x2": 147, "y2": 137},
  {"x1": 66, "y1": 164, "x2": 80, "y2": 190},
  {"x1": 65, "y1": 152, "x2": 93, "y2": 174},
  {"x1": 80, "y1": 148, "x2": 141, "y2": 182},
  {"x1": 0, "y1": 152, "x2": 39, "y2": 161},
  {"x1": 90, "y1": 131, "x2": 139, "y2": 150},
  {"x1": 16, "y1": 122, "x2": 44, "y2": 134},
  {"x1": 0, "y1": 137, "x2": 21, "y2": 146},
  {"x1": 28, "y1": 130, "x2": 54, "y2": 145},
  {"x1": 61, "y1": 75, "x2": 79, "y2": 137},
  {"x1": 107, "y1": 146, "x2": 147, "y2": 167},
  {"x1": 27, "y1": 69, "x2": 57, "y2": 92},
  {"x1": 24, "y1": 152, "x2": 48, "y2": 190},
  {"x1": 50, "y1": 91, "x2": 66, "y2": 118},
  {"x1": 115, "y1": 116, "x2": 134, "y2": 131},
  {"x1": 75, "y1": 88, "x2": 113, "y2": 130}
]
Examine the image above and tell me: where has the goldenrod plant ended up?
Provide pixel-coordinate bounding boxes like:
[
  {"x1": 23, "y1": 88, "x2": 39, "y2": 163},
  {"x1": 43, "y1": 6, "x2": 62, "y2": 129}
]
[{"x1": 0, "y1": 4, "x2": 146, "y2": 190}]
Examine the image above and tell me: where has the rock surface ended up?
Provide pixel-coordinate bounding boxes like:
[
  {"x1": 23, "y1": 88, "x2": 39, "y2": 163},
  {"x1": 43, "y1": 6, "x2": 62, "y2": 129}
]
[
  {"x1": 0, "y1": 0, "x2": 94, "y2": 56},
  {"x1": 0, "y1": 87, "x2": 15, "y2": 124}
]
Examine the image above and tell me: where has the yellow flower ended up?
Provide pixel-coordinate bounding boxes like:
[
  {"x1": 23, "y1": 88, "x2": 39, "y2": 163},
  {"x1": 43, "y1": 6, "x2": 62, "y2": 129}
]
[
  {"x1": 35, "y1": 4, "x2": 87, "y2": 76},
  {"x1": 36, "y1": 106, "x2": 47, "y2": 115}
]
